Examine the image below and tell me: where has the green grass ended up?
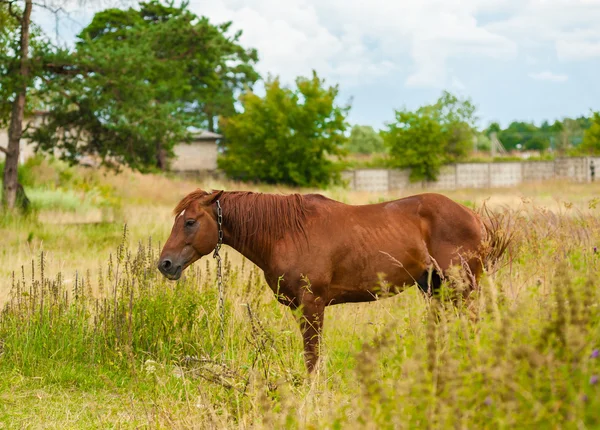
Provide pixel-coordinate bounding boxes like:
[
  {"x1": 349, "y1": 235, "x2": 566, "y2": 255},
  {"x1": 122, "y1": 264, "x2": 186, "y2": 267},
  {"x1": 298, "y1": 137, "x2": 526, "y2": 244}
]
[
  {"x1": 0, "y1": 207, "x2": 599, "y2": 428},
  {"x1": 2, "y1": 161, "x2": 600, "y2": 428},
  {"x1": 25, "y1": 187, "x2": 110, "y2": 212},
  {"x1": 2, "y1": 156, "x2": 122, "y2": 217}
]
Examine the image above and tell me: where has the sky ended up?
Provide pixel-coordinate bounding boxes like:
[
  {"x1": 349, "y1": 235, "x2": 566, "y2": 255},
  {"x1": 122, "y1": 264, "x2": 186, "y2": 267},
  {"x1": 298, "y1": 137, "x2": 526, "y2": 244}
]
[{"x1": 34, "y1": 0, "x2": 600, "y2": 130}]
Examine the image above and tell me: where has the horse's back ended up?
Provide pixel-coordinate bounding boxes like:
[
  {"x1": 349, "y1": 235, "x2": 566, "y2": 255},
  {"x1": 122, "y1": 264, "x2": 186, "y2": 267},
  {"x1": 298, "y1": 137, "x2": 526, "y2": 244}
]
[
  {"x1": 274, "y1": 192, "x2": 485, "y2": 303},
  {"x1": 347, "y1": 192, "x2": 485, "y2": 271}
]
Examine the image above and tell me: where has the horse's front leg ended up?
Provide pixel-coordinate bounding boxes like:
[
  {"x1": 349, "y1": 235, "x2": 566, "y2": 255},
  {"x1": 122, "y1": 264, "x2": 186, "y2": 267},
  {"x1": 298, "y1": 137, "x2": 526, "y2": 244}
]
[{"x1": 296, "y1": 296, "x2": 325, "y2": 373}]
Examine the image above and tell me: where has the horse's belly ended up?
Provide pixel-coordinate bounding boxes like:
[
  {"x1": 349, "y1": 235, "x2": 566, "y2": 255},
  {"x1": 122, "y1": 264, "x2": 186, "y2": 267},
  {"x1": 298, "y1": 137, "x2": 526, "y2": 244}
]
[
  {"x1": 327, "y1": 259, "x2": 424, "y2": 305},
  {"x1": 327, "y1": 288, "x2": 380, "y2": 304}
]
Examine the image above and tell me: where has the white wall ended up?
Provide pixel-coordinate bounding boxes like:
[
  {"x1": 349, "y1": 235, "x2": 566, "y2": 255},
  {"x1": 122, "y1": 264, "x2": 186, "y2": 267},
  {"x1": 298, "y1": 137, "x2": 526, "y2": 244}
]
[
  {"x1": 170, "y1": 141, "x2": 218, "y2": 171},
  {"x1": 343, "y1": 158, "x2": 599, "y2": 192}
]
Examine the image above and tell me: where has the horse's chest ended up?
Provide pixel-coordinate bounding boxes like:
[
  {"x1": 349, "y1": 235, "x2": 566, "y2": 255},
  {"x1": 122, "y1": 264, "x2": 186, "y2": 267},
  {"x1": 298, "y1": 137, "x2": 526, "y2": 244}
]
[{"x1": 263, "y1": 272, "x2": 302, "y2": 307}]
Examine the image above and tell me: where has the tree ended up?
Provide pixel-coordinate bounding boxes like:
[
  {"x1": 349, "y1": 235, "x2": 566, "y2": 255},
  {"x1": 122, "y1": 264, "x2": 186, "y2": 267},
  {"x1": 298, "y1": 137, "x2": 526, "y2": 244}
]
[
  {"x1": 524, "y1": 135, "x2": 550, "y2": 151},
  {"x1": 346, "y1": 125, "x2": 385, "y2": 154},
  {"x1": 0, "y1": 0, "x2": 35, "y2": 210},
  {"x1": 542, "y1": 120, "x2": 564, "y2": 152},
  {"x1": 576, "y1": 115, "x2": 593, "y2": 131},
  {"x1": 30, "y1": 1, "x2": 258, "y2": 171},
  {"x1": 485, "y1": 122, "x2": 501, "y2": 137},
  {"x1": 382, "y1": 91, "x2": 476, "y2": 181},
  {"x1": 77, "y1": 1, "x2": 259, "y2": 135},
  {"x1": 475, "y1": 133, "x2": 491, "y2": 152},
  {"x1": 218, "y1": 72, "x2": 350, "y2": 187},
  {"x1": 579, "y1": 112, "x2": 600, "y2": 155},
  {"x1": 497, "y1": 121, "x2": 549, "y2": 152},
  {"x1": 561, "y1": 118, "x2": 585, "y2": 148},
  {"x1": 430, "y1": 91, "x2": 477, "y2": 160},
  {"x1": 382, "y1": 108, "x2": 446, "y2": 181}
]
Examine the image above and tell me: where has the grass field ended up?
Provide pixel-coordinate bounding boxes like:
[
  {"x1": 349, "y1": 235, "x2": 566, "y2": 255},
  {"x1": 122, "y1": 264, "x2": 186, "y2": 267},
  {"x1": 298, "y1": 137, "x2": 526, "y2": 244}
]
[{"x1": 1, "y1": 159, "x2": 600, "y2": 428}]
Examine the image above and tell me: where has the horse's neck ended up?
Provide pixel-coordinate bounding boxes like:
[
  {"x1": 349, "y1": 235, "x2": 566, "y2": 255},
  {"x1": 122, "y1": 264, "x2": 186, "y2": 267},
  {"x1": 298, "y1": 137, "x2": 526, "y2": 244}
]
[
  {"x1": 221, "y1": 217, "x2": 273, "y2": 272},
  {"x1": 223, "y1": 233, "x2": 272, "y2": 272},
  {"x1": 218, "y1": 192, "x2": 307, "y2": 272}
]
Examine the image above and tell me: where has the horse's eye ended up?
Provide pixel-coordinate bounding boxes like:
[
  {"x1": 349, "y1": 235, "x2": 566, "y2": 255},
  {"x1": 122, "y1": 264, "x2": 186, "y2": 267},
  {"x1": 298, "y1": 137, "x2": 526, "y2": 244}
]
[{"x1": 185, "y1": 219, "x2": 196, "y2": 227}]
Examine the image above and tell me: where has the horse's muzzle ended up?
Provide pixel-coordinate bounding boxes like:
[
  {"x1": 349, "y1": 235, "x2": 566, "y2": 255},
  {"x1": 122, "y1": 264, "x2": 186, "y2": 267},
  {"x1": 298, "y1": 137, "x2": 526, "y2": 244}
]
[{"x1": 158, "y1": 257, "x2": 182, "y2": 280}]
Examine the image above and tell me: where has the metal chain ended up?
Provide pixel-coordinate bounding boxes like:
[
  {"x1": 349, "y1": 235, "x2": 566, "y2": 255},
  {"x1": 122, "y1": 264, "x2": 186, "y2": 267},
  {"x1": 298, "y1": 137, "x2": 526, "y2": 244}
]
[{"x1": 212, "y1": 200, "x2": 225, "y2": 343}]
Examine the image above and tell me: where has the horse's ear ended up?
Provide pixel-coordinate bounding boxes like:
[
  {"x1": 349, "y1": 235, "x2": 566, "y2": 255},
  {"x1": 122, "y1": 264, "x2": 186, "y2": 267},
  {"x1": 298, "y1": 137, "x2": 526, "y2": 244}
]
[
  {"x1": 206, "y1": 190, "x2": 224, "y2": 205},
  {"x1": 197, "y1": 190, "x2": 223, "y2": 207}
]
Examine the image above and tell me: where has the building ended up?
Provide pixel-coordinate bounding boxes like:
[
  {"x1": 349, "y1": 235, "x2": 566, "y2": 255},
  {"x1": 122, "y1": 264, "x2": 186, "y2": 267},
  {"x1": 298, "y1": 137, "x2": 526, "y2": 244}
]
[
  {"x1": 170, "y1": 129, "x2": 221, "y2": 173},
  {"x1": 1, "y1": 116, "x2": 221, "y2": 174},
  {"x1": 0, "y1": 113, "x2": 42, "y2": 164}
]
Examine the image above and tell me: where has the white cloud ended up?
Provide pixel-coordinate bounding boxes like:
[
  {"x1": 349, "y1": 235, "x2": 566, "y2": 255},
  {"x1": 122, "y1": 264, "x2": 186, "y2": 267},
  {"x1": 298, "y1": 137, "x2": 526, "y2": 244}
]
[
  {"x1": 189, "y1": 0, "x2": 518, "y2": 89},
  {"x1": 487, "y1": 0, "x2": 600, "y2": 60},
  {"x1": 528, "y1": 71, "x2": 569, "y2": 82},
  {"x1": 557, "y1": 40, "x2": 600, "y2": 61},
  {"x1": 36, "y1": 0, "x2": 600, "y2": 90},
  {"x1": 525, "y1": 55, "x2": 538, "y2": 65}
]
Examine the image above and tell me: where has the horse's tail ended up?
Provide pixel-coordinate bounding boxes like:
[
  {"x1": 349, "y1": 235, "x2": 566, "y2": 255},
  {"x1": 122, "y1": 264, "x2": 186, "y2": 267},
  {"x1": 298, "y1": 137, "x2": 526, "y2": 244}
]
[{"x1": 478, "y1": 202, "x2": 515, "y2": 273}]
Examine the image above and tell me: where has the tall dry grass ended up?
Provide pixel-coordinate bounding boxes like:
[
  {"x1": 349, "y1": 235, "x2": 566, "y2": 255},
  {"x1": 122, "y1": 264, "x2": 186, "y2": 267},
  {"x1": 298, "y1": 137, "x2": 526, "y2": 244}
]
[
  {"x1": 2, "y1": 159, "x2": 600, "y2": 427},
  {"x1": 1, "y1": 196, "x2": 599, "y2": 428}
]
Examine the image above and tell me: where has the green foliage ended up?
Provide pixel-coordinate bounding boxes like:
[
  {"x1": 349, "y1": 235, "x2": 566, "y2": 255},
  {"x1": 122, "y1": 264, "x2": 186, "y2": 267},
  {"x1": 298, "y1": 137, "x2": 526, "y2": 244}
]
[
  {"x1": 486, "y1": 116, "x2": 593, "y2": 154},
  {"x1": 485, "y1": 121, "x2": 501, "y2": 137},
  {"x1": 341, "y1": 153, "x2": 392, "y2": 169},
  {"x1": 382, "y1": 91, "x2": 476, "y2": 181},
  {"x1": 0, "y1": 155, "x2": 36, "y2": 187},
  {"x1": 0, "y1": 2, "x2": 50, "y2": 128},
  {"x1": 473, "y1": 133, "x2": 492, "y2": 152},
  {"x1": 383, "y1": 109, "x2": 446, "y2": 182},
  {"x1": 0, "y1": 3, "x2": 15, "y2": 126},
  {"x1": 495, "y1": 122, "x2": 550, "y2": 151},
  {"x1": 579, "y1": 112, "x2": 600, "y2": 155},
  {"x1": 218, "y1": 72, "x2": 350, "y2": 187},
  {"x1": 77, "y1": 1, "x2": 259, "y2": 133},
  {"x1": 431, "y1": 91, "x2": 477, "y2": 158},
  {"x1": 346, "y1": 125, "x2": 385, "y2": 154},
  {"x1": 29, "y1": 1, "x2": 258, "y2": 171}
]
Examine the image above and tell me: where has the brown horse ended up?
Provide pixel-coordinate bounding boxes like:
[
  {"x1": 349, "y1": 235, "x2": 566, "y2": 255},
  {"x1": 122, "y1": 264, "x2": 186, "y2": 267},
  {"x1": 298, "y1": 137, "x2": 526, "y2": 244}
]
[{"x1": 158, "y1": 189, "x2": 505, "y2": 372}]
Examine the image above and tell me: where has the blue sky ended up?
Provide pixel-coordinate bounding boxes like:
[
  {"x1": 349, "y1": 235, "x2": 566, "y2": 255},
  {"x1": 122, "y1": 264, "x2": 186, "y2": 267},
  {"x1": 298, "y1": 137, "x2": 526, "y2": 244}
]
[{"x1": 35, "y1": 0, "x2": 600, "y2": 130}]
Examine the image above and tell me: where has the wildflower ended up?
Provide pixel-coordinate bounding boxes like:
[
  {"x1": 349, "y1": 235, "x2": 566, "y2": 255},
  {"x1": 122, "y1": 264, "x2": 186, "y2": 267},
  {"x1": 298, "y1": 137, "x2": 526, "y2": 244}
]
[
  {"x1": 594, "y1": 246, "x2": 598, "y2": 254},
  {"x1": 591, "y1": 349, "x2": 600, "y2": 359},
  {"x1": 144, "y1": 359, "x2": 157, "y2": 375},
  {"x1": 484, "y1": 396, "x2": 492, "y2": 406},
  {"x1": 590, "y1": 375, "x2": 599, "y2": 385},
  {"x1": 582, "y1": 394, "x2": 589, "y2": 402}
]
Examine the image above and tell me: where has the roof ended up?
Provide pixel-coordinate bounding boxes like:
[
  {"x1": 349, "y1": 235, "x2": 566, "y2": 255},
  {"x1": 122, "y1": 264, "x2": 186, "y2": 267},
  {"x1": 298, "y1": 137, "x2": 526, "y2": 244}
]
[{"x1": 188, "y1": 127, "x2": 223, "y2": 140}]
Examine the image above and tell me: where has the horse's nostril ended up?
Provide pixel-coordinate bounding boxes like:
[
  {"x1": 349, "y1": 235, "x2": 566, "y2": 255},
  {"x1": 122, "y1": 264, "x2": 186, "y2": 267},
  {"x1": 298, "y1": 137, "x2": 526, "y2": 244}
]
[{"x1": 161, "y1": 259, "x2": 172, "y2": 271}]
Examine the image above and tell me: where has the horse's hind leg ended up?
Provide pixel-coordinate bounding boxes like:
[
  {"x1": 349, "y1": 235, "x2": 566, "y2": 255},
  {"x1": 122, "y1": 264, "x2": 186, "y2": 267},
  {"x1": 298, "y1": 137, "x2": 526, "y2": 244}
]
[
  {"x1": 416, "y1": 263, "x2": 474, "y2": 303},
  {"x1": 416, "y1": 267, "x2": 443, "y2": 297},
  {"x1": 417, "y1": 259, "x2": 482, "y2": 322}
]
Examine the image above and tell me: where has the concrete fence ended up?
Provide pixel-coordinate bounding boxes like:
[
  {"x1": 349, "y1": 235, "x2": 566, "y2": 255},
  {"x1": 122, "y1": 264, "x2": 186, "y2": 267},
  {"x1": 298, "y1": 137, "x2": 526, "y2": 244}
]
[{"x1": 341, "y1": 157, "x2": 600, "y2": 192}]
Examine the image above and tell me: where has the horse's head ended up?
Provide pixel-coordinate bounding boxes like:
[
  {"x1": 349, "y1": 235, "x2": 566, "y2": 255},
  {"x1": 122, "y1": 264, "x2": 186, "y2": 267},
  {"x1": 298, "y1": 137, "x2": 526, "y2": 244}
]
[{"x1": 158, "y1": 189, "x2": 224, "y2": 280}]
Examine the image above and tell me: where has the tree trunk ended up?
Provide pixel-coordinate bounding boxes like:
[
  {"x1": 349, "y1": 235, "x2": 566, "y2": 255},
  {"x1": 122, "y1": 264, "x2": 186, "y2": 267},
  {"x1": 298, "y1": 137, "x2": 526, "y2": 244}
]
[
  {"x1": 156, "y1": 141, "x2": 167, "y2": 170},
  {"x1": 204, "y1": 105, "x2": 215, "y2": 132},
  {"x1": 2, "y1": 0, "x2": 32, "y2": 211}
]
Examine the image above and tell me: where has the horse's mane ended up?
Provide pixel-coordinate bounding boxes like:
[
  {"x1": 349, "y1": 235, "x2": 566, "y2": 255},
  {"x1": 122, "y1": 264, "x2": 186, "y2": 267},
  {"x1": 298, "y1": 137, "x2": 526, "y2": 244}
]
[
  {"x1": 173, "y1": 189, "x2": 208, "y2": 216},
  {"x1": 174, "y1": 190, "x2": 309, "y2": 252}
]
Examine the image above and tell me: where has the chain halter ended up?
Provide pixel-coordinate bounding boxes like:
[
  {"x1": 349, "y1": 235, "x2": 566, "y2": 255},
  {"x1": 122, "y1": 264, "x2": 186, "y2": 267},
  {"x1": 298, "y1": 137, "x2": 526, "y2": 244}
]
[{"x1": 212, "y1": 199, "x2": 225, "y2": 343}]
